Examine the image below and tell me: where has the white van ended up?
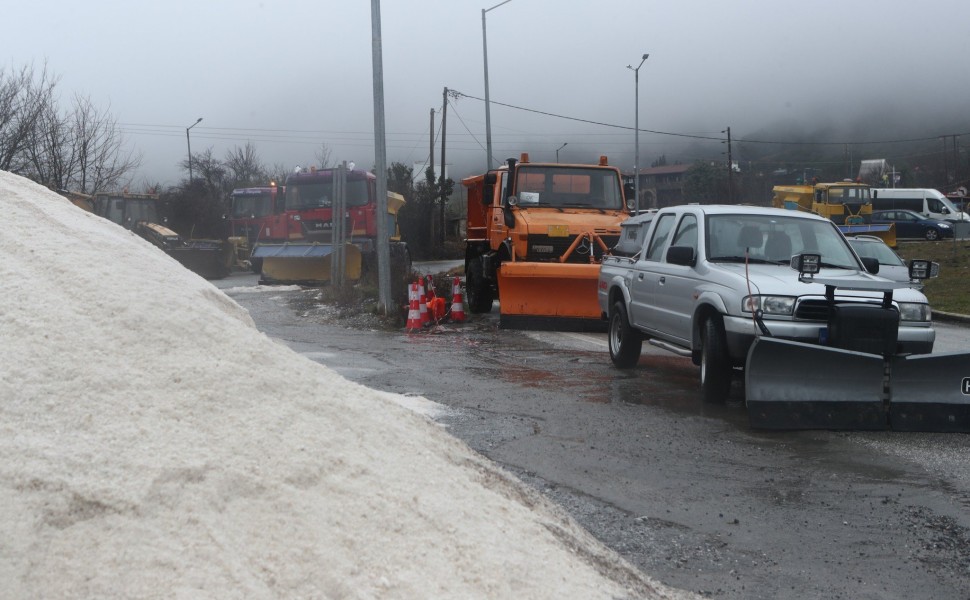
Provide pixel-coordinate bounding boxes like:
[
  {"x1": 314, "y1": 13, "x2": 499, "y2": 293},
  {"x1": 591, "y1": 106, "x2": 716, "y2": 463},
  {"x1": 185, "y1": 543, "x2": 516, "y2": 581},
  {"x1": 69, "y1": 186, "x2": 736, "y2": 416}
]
[{"x1": 872, "y1": 188, "x2": 970, "y2": 222}]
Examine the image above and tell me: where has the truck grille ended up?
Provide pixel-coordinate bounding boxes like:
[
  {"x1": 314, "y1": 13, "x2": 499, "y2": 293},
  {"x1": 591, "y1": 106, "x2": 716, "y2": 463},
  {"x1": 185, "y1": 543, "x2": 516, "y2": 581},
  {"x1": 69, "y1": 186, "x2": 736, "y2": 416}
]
[
  {"x1": 526, "y1": 234, "x2": 620, "y2": 263},
  {"x1": 794, "y1": 299, "x2": 883, "y2": 321}
]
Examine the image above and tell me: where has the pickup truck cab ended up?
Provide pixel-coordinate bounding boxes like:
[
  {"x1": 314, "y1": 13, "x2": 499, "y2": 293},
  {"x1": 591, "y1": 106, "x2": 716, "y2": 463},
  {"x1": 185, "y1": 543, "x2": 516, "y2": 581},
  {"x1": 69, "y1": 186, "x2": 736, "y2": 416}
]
[{"x1": 598, "y1": 205, "x2": 936, "y2": 403}]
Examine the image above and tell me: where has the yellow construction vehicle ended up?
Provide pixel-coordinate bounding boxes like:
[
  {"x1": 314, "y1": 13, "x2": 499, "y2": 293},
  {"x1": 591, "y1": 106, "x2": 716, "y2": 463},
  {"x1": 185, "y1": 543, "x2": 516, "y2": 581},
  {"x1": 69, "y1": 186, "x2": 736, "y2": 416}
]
[
  {"x1": 772, "y1": 180, "x2": 896, "y2": 247},
  {"x1": 463, "y1": 153, "x2": 629, "y2": 330}
]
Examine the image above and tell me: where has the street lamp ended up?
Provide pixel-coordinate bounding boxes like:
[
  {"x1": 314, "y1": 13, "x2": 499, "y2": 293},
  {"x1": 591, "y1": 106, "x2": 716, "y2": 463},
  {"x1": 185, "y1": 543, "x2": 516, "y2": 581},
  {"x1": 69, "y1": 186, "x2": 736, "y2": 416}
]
[
  {"x1": 627, "y1": 54, "x2": 648, "y2": 214},
  {"x1": 556, "y1": 142, "x2": 567, "y2": 163},
  {"x1": 482, "y1": 0, "x2": 513, "y2": 171},
  {"x1": 186, "y1": 117, "x2": 202, "y2": 182}
]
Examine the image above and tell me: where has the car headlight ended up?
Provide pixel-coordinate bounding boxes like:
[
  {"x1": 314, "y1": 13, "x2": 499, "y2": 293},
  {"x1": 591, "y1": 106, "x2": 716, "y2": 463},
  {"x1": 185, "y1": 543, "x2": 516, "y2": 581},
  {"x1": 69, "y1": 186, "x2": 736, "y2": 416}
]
[
  {"x1": 743, "y1": 295, "x2": 796, "y2": 315},
  {"x1": 939, "y1": 223, "x2": 952, "y2": 229},
  {"x1": 898, "y1": 302, "x2": 931, "y2": 322}
]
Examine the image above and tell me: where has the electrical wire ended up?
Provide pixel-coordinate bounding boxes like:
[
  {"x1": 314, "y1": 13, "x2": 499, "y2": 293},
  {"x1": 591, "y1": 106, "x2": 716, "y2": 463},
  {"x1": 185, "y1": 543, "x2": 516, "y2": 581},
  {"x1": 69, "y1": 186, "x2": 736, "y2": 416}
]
[{"x1": 449, "y1": 90, "x2": 970, "y2": 147}]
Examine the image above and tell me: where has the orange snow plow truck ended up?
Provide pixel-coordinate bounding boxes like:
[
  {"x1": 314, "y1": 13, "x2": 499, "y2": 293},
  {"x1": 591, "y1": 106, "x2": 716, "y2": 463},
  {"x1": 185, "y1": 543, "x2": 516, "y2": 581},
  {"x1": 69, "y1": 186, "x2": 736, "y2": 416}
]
[{"x1": 463, "y1": 153, "x2": 630, "y2": 330}]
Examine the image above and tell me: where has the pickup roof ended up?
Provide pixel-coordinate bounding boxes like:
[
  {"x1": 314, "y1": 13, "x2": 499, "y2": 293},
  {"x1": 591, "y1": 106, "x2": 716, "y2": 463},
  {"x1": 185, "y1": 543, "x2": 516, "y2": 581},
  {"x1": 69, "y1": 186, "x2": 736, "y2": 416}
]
[{"x1": 598, "y1": 204, "x2": 936, "y2": 403}]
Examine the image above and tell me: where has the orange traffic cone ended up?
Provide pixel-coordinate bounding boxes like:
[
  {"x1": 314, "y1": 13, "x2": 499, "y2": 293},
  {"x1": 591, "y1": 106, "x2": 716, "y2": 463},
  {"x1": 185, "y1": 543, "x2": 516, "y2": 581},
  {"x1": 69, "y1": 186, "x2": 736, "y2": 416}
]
[
  {"x1": 405, "y1": 283, "x2": 422, "y2": 331},
  {"x1": 418, "y1": 277, "x2": 431, "y2": 327},
  {"x1": 450, "y1": 276, "x2": 466, "y2": 322}
]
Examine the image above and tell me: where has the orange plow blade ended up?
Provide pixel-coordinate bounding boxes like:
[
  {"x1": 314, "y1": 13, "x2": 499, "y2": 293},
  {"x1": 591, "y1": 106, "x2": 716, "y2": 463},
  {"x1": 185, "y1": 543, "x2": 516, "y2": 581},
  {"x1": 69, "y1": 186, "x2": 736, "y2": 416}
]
[{"x1": 496, "y1": 262, "x2": 604, "y2": 331}]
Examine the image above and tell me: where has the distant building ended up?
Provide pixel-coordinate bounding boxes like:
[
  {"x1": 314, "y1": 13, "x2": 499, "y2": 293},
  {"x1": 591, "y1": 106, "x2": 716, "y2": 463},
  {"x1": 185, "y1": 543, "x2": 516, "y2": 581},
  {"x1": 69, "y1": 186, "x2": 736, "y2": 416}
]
[{"x1": 628, "y1": 164, "x2": 692, "y2": 208}]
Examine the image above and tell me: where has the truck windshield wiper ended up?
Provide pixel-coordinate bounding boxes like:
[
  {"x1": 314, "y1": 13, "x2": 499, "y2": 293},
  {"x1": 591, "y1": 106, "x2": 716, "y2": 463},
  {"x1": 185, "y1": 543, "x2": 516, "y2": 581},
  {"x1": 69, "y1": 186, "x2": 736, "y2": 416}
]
[
  {"x1": 818, "y1": 262, "x2": 854, "y2": 270},
  {"x1": 708, "y1": 256, "x2": 776, "y2": 264}
]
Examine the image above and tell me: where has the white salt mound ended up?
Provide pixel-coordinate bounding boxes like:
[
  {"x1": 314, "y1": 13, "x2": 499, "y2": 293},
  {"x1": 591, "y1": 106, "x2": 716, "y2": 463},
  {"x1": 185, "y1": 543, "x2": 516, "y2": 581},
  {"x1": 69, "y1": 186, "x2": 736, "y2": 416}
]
[{"x1": 0, "y1": 172, "x2": 693, "y2": 599}]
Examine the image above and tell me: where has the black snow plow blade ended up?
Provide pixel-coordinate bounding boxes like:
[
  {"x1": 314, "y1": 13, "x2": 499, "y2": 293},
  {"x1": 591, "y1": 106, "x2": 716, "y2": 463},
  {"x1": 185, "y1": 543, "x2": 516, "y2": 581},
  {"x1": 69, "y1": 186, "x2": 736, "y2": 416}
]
[
  {"x1": 745, "y1": 337, "x2": 887, "y2": 430},
  {"x1": 745, "y1": 337, "x2": 970, "y2": 431},
  {"x1": 890, "y1": 352, "x2": 970, "y2": 432},
  {"x1": 167, "y1": 241, "x2": 231, "y2": 280}
]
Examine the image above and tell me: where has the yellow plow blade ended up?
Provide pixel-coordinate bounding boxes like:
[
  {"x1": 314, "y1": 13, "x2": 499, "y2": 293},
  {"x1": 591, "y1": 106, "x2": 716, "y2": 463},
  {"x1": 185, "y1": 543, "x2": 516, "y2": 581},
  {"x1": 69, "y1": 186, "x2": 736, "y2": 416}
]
[
  {"x1": 496, "y1": 262, "x2": 603, "y2": 330},
  {"x1": 255, "y1": 242, "x2": 361, "y2": 285}
]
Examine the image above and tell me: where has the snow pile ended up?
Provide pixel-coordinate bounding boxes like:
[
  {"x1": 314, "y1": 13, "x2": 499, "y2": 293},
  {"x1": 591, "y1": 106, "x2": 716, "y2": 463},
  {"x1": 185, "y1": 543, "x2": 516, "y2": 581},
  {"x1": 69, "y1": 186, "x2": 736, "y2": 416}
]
[{"x1": 0, "y1": 172, "x2": 692, "y2": 599}]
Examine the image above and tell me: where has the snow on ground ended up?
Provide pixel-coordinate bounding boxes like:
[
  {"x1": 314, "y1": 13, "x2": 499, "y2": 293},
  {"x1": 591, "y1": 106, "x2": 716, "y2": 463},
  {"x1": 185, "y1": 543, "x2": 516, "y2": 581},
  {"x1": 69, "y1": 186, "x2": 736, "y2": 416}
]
[{"x1": 0, "y1": 172, "x2": 695, "y2": 599}]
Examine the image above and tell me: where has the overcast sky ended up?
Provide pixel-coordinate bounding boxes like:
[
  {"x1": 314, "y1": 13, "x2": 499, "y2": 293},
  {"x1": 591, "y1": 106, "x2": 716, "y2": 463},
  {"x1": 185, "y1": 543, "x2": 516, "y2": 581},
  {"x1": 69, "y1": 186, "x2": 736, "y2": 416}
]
[{"x1": 8, "y1": 0, "x2": 970, "y2": 187}]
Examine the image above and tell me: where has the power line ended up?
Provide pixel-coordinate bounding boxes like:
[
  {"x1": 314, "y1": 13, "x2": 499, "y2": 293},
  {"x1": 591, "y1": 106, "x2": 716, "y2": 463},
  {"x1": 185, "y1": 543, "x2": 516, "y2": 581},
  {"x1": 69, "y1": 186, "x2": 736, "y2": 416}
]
[{"x1": 449, "y1": 90, "x2": 970, "y2": 147}]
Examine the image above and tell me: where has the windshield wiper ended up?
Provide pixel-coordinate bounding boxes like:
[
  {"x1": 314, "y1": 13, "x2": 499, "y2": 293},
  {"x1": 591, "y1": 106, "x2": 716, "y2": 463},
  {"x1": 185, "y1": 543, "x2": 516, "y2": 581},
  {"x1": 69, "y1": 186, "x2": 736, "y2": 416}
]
[
  {"x1": 708, "y1": 256, "x2": 776, "y2": 264},
  {"x1": 818, "y1": 262, "x2": 854, "y2": 270}
]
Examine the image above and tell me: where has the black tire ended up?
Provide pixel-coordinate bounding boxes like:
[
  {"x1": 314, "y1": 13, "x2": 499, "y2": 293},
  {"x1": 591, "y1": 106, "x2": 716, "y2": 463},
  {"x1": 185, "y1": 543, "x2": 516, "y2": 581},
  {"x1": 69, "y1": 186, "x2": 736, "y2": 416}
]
[
  {"x1": 466, "y1": 258, "x2": 494, "y2": 313},
  {"x1": 608, "y1": 301, "x2": 642, "y2": 368},
  {"x1": 924, "y1": 228, "x2": 939, "y2": 241},
  {"x1": 700, "y1": 316, "x2": 732, "y2": 404}
]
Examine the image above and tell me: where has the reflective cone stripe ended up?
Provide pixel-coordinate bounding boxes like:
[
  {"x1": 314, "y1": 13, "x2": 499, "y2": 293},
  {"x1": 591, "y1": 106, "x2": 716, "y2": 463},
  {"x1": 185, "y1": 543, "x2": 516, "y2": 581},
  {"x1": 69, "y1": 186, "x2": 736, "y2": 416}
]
[
  {"x1": 418, "y1": 277, "x2": 430, "y2": 326},
  {"x1": 450, "y1": 276, "x2": 466, "y2": 322},
  {"x1": 405, "y1": 284, "x2": 422, "y2": 331}
]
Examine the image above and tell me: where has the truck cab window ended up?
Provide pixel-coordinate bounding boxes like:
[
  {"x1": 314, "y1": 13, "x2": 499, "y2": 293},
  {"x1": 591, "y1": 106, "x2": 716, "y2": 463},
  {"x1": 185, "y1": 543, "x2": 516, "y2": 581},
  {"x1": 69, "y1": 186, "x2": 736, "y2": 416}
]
[
  {"x1": 670, "y1": 215, "x2": 697, "y2": 251},
  {"x1": 644, "y1": 213, "x2": 675, "y2": 261}
]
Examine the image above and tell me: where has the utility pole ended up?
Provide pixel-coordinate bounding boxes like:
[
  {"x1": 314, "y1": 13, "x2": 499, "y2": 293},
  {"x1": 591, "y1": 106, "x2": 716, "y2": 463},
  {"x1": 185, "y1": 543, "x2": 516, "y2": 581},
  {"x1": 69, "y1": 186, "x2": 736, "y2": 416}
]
[
  {"x1": 186, "y1": 117, "x2": 202, "y2": 183},
  {"x1": 942, "y1": 136, "x2": 949, "y2": 186},
  {"x1": 332, "y1": 162, "x2": 347, "y2": 288},
  {"x1": 370, "y1": 0, "x2": 391, "y2": 314},
  {"x1": 723, "y1": 126, "x2": 734, "y2": 203},
  {"x1": 439, "y1": 87, "x2": 448, "y2": 247},
  {"x1": 429, "y1": 108, "x2": 435, "y2": 183},
  {"x1": 955, "y1": 135, "x2": 962, "y2": 188}
]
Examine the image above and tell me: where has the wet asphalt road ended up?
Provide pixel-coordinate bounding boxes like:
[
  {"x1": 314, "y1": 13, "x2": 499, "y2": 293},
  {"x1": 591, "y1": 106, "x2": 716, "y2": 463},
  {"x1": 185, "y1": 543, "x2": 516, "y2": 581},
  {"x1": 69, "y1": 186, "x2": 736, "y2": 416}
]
[{"x1": 214, "y1": 272, "x2": 970, "y2": 600}]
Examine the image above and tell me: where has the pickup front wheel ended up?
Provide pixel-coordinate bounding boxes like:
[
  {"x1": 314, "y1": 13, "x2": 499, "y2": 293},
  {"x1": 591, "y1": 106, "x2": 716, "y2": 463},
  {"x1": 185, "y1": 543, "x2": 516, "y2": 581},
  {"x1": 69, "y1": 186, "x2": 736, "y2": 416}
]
[
  {"x1": 609, "y1": 301, "x2": 642, "y2": 368},
  {"x1": 701, "y1": 316, "x2": 732, "y2": 403}
]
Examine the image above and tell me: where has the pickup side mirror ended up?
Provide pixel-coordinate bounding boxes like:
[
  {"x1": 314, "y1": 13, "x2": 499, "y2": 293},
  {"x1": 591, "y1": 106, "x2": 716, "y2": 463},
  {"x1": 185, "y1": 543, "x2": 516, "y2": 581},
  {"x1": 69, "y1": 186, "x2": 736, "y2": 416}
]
[
  {"x1": 860, "y1": 256, "x2": 880, "y2": 274},
  {"x1": 666, "y1": 245, "x2": 695, "y2": 267}
]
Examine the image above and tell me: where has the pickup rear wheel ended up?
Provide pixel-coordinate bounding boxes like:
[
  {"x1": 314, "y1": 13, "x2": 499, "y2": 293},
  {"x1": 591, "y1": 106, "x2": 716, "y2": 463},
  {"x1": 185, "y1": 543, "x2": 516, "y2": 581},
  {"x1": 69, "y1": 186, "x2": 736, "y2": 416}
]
[
  {"x1": 609, "y1": 301, "x2": 642, "y2": 368},
  {"x1": 701, "y1": 316, "x2": 732, "y2": 403}
]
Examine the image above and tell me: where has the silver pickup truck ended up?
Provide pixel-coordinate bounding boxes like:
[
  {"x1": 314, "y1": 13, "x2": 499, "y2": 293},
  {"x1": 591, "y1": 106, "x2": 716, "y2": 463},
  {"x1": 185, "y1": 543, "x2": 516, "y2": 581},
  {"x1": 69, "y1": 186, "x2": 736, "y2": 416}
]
[{"x1": 597, "y1": 204, "x2": 937, "y2": 407}]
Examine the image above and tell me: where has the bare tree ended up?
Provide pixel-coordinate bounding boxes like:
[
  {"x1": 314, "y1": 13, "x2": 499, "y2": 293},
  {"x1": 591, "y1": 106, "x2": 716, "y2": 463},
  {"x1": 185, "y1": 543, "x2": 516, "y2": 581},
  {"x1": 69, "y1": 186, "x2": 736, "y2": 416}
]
[
  {"x1": 224, "y1": 142, "x2": 267, "y2": 186},
  {"x1": 23, "y1": 90, "x2": 72, "y2": 189},
  {"x1": 182, "y1": 147, "x2": 228, "y2": 195},
  {"x1": 0, "y1": 62, "x2": 57, "y2": 172},
  {"x1": 18, "y1": 84, "x2": 139, "y2": 193},
  {"x1": 69, "y1": 94, "x2": 141, "y2": 193},
  {"x1": 269, "y1": 162, "x2": 291, "y2": 186},
  {"x1": 315, "y1": 143, "x2": 334, "y2": 169}
]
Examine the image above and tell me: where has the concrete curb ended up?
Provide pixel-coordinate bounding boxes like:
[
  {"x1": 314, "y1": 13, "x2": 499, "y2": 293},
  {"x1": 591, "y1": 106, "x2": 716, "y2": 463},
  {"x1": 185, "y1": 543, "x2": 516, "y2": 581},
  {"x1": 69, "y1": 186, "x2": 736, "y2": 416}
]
[{"x1": 934, "y1": 310, "x2": 970, "y2": 324}]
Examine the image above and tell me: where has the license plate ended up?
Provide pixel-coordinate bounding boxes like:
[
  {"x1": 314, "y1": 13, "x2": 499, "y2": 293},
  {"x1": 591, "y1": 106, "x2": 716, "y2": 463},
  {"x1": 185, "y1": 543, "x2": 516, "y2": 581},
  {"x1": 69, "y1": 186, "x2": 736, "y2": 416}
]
[{"x1": 547, "y1": 224, "x2": 569, "y2": 237}]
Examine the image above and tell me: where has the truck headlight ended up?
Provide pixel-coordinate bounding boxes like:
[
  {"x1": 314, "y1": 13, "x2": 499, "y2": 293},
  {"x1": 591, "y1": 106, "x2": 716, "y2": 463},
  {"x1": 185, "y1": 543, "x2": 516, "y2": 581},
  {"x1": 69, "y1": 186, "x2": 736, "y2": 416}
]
[
  {"x1": 898, "y1": 302, "x2": 931, "y2": 322},
  {"x1": 743, "y1": 295, "x2": 795, "y2": 315}
]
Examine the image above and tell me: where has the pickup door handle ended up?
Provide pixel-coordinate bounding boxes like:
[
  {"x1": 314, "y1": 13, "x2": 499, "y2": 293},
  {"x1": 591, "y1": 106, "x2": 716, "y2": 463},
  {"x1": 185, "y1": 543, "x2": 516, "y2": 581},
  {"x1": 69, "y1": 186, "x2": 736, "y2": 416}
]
[
  {"x1": 659, "y1": 276, "x2": 666, "y2": 284},
  {"x1": 638, "y1": 273, "x2": 644, "y2": 281}
]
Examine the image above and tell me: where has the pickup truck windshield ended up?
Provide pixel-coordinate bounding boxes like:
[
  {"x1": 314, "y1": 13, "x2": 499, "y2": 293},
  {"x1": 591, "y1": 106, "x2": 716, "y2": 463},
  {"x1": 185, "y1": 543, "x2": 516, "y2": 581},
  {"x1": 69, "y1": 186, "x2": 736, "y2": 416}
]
[
  {"x1": 707, "y1": 214, "x2": 859, "y2": 268},
  {"x1": 514, "y1": 166, "x2": 622, "y2": 210}
]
